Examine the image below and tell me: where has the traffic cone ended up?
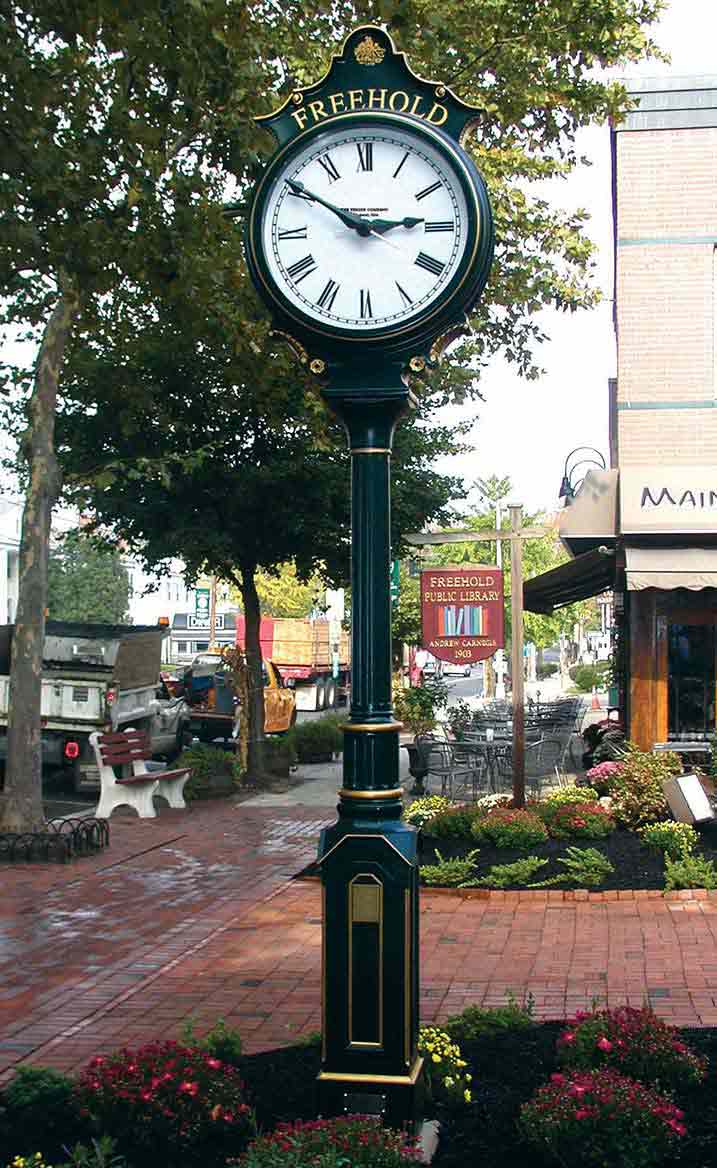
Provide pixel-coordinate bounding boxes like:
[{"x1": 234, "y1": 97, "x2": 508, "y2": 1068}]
[{"x1": 591, "y1": 685, "x2": 601, "y2": 711}]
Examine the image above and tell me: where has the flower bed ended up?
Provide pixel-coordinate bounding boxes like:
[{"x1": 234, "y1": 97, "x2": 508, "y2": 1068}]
[{"x1": 3, "y1": 1012, "x2": 717, "y2": 1168}]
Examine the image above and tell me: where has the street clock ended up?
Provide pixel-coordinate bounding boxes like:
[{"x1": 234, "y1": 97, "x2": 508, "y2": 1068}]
[{"x1": 246, "y1": 26, "x2": 494, "y2": 372}]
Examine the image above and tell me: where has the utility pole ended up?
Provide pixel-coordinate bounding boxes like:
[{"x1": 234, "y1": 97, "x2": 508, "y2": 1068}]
[
  {"x1": 494, "y1": 497, "x2": 506, "y2": 700},
  {"x1": 510, "y1": 504, "x2": 525, "y2": 807},
  {"x1": 209, "y1": 575, "x2": 217, "y2": 647}
]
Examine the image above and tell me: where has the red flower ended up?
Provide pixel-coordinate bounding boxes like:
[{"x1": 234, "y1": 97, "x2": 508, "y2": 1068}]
[{"x1": 597, "y1": 1037, "x2": 613, "y2": 1052}]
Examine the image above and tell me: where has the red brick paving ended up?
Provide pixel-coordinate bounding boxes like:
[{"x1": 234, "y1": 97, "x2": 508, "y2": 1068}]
[{"x1": 3, "y1": 798, "x2": 717, "y2": 1082}]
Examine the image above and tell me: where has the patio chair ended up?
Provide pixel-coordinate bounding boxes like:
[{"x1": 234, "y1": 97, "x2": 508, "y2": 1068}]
[{"x1": 424, "y1": 741, "x2": 487, "y2": 802}]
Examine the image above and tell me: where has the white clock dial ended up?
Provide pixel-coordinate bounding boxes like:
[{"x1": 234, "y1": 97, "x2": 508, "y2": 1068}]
[{"x1": 259, "y1": 123, "x2": 471, "y2": 332}]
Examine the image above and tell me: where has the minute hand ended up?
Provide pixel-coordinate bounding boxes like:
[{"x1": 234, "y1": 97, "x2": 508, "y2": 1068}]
[{"x1": 285, "y1": 179, "x2": 370, "y2": 236}]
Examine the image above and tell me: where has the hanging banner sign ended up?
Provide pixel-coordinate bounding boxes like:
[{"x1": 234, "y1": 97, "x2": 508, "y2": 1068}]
[{"x1": 420, "y1": 566, "x2": 504, "y2": 664}]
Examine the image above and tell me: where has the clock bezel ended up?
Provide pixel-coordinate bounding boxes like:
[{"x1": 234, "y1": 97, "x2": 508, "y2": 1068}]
[{"x1": 246, "y1": 111, "x2": 493, "y2": 363}]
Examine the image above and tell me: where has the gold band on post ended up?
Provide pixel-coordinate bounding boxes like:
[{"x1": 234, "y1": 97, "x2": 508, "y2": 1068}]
[
  {"x1": 341, "y1": 721, "x2": 404, "y2": 733},
  {"x1": 339, "y1": 787, "x2": 404, "y2": 800},
  {"x1": 350, "y1": 447, "x2": 391, "y2": 454},
  {"x1": 317, "y1": 1057, "x2": 424, "y2": 1086}
]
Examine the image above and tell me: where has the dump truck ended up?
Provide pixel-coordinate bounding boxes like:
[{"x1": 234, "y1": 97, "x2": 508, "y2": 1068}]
[
  {"x1": 235, "y1": 616, "x2": 350, "y2": 711},
  {"x1": 0, "y1": 621, "x2": 190, "y2": 791}
]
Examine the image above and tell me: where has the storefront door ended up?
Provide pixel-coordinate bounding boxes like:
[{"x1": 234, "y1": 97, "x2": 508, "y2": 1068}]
[{"x1": 667, "y1": 619, "x2": 716, "y2": 740}]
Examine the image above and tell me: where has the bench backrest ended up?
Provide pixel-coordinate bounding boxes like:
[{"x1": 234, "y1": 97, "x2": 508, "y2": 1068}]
[{"x1": 96, "y1": 729, "x2": 152, "y2": 767}]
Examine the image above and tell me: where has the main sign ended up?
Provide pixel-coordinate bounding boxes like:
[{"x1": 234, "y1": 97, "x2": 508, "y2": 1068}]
[{"x1": 421, "y1": 566, "x2": 504, "y2": 664}]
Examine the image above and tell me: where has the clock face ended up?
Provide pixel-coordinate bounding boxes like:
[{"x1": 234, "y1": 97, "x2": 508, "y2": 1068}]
[{"x1": 251, "y1": 119, "x2": 477, "y2": 337}]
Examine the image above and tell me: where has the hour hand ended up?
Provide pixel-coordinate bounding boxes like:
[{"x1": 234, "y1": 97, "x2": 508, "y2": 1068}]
[
  {"x1": 367, "y1": 216, "x2": 424, "y2": 234},
  {"x1": 285, "y1": 179, "x2": 370, "y2": 235}
]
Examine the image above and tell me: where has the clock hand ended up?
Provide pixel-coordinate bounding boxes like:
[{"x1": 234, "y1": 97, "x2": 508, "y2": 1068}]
[
  {"x1": 285, "y1": 178, "x2": 371, "y2": 236},
  {"x1": 367, "y1": 216, "x2": 425, "y2": 234},
  {"x1": 368, "y1": 229, "x2": 407, "y2": 254}
]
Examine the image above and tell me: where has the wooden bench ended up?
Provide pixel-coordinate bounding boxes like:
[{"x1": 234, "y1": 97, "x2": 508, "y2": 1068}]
[{"x1": 89, "y1": 728, "x2": 191, "y2": 819}]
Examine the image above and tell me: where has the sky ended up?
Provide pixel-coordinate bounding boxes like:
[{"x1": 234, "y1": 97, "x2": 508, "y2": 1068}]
[{"x1": 440, "y1": 0, "x2": 717, "y2": 517}]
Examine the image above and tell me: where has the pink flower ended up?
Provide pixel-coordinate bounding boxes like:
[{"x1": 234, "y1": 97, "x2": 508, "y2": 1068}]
[
  {"x1": 205, "y1": 1057, "x2": 222, "y2": 1070},
  {"x1": 179, "y1": 1080, "x2": 199, "y2": 1096},
  {"x1": 559, "y1": 1031, "x2": 576, "y2": 1045},
  {"x1": 597, "y1": 1037, "x2": 613, "y2": 1052},
  {"x1": 550, "y1": 1073, "x2": 566, "y2": 1084},
  {"x1": 575, "y1": 1108, "x2": 591, "y2": 1120}
]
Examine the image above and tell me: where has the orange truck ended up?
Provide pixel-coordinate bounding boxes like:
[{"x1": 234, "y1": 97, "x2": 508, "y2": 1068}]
[{"x1": 235, "y1": 616, "x2": 350, "y2": 712}]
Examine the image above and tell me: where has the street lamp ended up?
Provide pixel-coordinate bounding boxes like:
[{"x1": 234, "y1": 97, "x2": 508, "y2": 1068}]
[{"x1": 559, "y1": 447, "x2": 606, "y2": 504}]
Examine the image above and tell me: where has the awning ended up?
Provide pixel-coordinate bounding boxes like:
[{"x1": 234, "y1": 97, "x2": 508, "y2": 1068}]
[
  {"x1": 626, "y1": 546, "x2": 717, "y2": 591},
  {"x1": 560, "y1": 468, "x2": 619, "y2": 556},
  {"x1": 523, "y1": 548, "x2": 616, "y2": 615}
]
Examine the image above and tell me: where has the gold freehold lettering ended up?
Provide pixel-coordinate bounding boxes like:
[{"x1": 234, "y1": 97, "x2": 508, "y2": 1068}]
[{"x1": 287, "y1": 89, "x2": 452, "y2": 132}]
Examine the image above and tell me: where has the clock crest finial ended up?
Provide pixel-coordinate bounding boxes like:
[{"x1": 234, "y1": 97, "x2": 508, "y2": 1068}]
[{"x1": 354, "y1": 35, "x2": 386, "y2": 66}]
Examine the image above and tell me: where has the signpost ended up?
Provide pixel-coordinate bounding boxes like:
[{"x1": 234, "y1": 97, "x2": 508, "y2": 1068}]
[
  {"x1": 244, "y1": 25, "x2": 495, "y2": 1126},
  {"x1": 408, "y1": 508, "x2": 548, "y2": 807},
  {"x1": 420, "y1": 566, "x2": 504, "y2": 665},
  {"x1": 194, "y1": 588, "x2": 210, "y2": 624}
]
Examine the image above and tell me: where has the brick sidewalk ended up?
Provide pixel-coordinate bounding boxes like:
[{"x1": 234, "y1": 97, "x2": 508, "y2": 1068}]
[{"x1": 3, "y1": 797, "x2": 717, "y2": 1081}]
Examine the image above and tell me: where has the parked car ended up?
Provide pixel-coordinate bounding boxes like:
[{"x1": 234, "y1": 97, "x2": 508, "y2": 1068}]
[{"x1": 442, "y1": 662, "x2": 472, "y2": 678}]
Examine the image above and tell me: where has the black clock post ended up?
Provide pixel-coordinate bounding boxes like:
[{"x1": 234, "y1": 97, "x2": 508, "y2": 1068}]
[{"x1": 245, "y1": 26, "x2": 494, "y2": 1128}]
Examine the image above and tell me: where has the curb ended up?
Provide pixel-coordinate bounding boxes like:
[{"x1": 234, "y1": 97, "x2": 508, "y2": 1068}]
[
  {"x1": 422, "y1": 887, "x2": 715, "y2": 903},
  {"x1": 300, "y1": 874, "x2": 714, "y2": 902}
]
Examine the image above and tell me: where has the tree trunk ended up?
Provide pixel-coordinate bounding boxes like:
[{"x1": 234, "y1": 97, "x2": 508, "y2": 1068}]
[
  {"x1": 239, "y1": 566, "x2": 266, "y2": 779},
  {"x1": 0, "y1": 286, "x2": 79, "y2": 831}
]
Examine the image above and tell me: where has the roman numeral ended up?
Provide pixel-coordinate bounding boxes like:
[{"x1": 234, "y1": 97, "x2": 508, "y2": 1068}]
[
  {"x1": 425, "y1": 221, "x2": 454, "y2": 233},
  {"x1": 278, "y1": 226, "x2": 308, "y2": 240},
  {"x1": 317, "y1": 153, "x2": 341, "y2": 182},
  {"x1": 356, "y1": 142, "x2": 373, "y2": 172},
  {"x1": 415, "y1": 180, "x2": 442, "y2": 201},
  {"x1": 316, "y1": 278, "x2": 340, "y2": 310},
  {"x1": 393, "y1": 151, "x2": 409, "y2": 179},
  {"x1": 395, "y1": 281, "x2": 413, "y2": 307},
  {"x1": 415, "y1": 252, "x2": 445, "y2": 277},
  {"x1": 360, "y1": 289, "x2": 373, "y2": 318},
  {"x1": 286, "y1": 254, "x2": 317, "y2": 283}
]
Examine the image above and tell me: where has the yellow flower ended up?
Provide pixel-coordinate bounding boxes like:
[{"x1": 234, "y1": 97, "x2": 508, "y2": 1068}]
[
  {"x1": 464, "y1": 1089, "x2": 472, "y2": 1103},
  {"x1": 432, "y1": 1053, "x2": 441, "y2": 1063}
]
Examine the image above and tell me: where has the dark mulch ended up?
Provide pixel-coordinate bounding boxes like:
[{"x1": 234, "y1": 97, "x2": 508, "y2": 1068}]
[
  {"x1": 419, "y1": 823, "x2": 717, "y2": 891},
  {"x1": 237, "y1": 1026, "x2": 717, "y2": 1168}
]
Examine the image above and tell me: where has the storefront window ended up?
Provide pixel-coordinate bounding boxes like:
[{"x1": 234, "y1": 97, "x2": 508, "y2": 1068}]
[{"x1": 668, "y1": 624, "x2": 716, "y2": 739}]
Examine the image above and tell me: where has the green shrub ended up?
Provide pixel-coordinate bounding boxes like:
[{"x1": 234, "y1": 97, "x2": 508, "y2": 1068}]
[
  {"x1": 557, "y1": 1005, "x2": 707, "y2": 1091},
  {"x1": 537, "y1": 662, "x2": 559, "y2": 680},
  {"x1": 444, "y1": 700, "x2": 475, "y2": 738},
  {"x1": 0, "y1": 1066, "x2": 89, "y2": 1162},
  {"x1": 60, "y1": 1136, "x2": 125, "y2": 1168},
  {"x1": 639, "y1": 820, "x2": 698, "y2": 860},
  {"x1": 402, "y1": 794, "x2": 453, "y2": 829},
  {"x1": 541, "y1": 784, "x2": 599, "y2": 806},
  {"x1": 607, "y1": 743, "x2": 681, "y2": 829},
  {"x1": 285, "y1": 715, "x2": 343, "y2": 761},
  {"x1": 240, "y1": 1116, "x2": 420, "y2": 1167},
  {"x1": 529, "y1": 846, "x2": 614, "y2": 888},
  {"x1": 176, "y1": 743, "x2": 239, "y2": 799},
  {"x1": 261, "y1": 735, "x2": 297, "y2": 775},
  {"x1": 425, "y1": 803, "x2": 482, "y2": 839},
  {"x1": 392, "y1": 675, "x2": 448, "y2": 735},
  {"x1": 538, "y1": 801, "x2": 614, "y2": 840},
  {"x1": 76, "y1": 1040, "x2": 255, "y2": 1168},
  {"x1": 445, "y1": 994, "x2": 536, "y2": 1043},
  {"x1": 664, "y1": 853, "x2": 717, "y2": 891},
  {"x1": 471, "y1": 807, "x2": 548, "y2": 849},
  {"x1": 520, "y1": 1069, "x2": 686, "y2": 1167},
  {"x1": 572, "y1": 663, "x2": 609, "y2": 693},
  {"x1": 463, "y1": 856, "x2": 548, "y2": 888},
  {"x1": 180, "y1": 1017, "x2": 243, "y2": 1067},
  {"x1": 420, "y1": 848, "x2": 480, "y2": 886}
]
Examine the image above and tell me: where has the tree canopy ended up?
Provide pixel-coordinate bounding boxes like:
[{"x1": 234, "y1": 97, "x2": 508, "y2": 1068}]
[
  {"x1": 0, "y1": 0, "x2": 664, "y2": 824},
  {"x1": 47, "y1": 529, "x2": 130, "y2": 624}
]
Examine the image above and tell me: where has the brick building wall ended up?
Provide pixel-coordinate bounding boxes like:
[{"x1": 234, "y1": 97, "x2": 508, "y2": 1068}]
[{"x1": 614, "y1": 88, "x2": 717, "y2": 469}]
